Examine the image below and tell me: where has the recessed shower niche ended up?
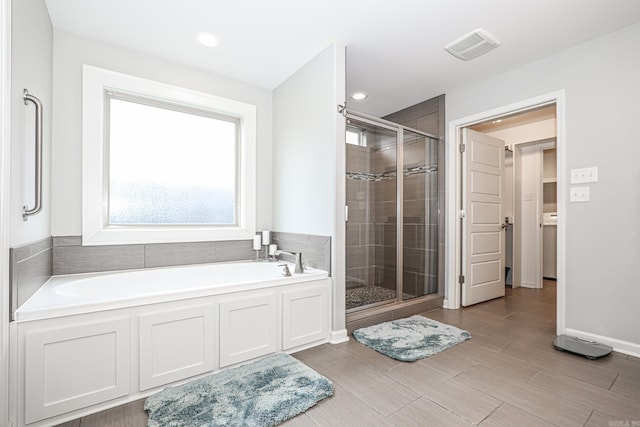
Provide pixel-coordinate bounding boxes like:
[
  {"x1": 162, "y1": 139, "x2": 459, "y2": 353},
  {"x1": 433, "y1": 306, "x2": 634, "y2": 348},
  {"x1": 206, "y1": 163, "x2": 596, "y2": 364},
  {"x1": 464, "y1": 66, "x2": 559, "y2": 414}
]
[{"x1": 345, "y1": 112, "x2": 441, "y2": 315}]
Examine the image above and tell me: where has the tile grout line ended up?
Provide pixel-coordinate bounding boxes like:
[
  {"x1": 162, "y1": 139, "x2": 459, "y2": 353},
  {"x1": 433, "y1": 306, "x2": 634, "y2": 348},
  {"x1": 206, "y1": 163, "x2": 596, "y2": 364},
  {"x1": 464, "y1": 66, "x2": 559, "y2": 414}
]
[
  {"x1": 427, "y1": 395, "x2": 479, "y2": 426},
  {"x1": 302, "y1": 412, "x2": 322, "y2": 427},
  {"x1": 383, "y1": 393, "x2": 423, "y2": 421},
  {"x1": 582, "y1": 408, "x2": 596, "y2": 427},
  {"x1": 608, "y1": 373, "x2": 619, "y2": 391},
  {"x1": 477, "y1": 400, "x2": 504, "y2": 426}
]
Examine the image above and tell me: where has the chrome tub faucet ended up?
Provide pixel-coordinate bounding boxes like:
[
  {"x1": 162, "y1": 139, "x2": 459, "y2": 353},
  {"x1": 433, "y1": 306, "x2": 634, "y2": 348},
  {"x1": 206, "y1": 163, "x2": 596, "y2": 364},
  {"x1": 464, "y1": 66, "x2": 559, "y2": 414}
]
[{"x1": 275, "y1": 250, "x2": 305, "y2": 274}]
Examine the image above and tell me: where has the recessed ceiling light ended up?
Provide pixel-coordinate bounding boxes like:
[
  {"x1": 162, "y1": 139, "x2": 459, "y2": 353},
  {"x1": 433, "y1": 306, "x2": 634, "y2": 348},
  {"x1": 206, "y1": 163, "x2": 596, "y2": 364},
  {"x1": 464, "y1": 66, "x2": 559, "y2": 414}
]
[
  {"x1": 196, "y1": 32, "x2": 220, "y2": 47},
  {"x1": 351, "y1": 92, "x2": 368, "y2": 101}
]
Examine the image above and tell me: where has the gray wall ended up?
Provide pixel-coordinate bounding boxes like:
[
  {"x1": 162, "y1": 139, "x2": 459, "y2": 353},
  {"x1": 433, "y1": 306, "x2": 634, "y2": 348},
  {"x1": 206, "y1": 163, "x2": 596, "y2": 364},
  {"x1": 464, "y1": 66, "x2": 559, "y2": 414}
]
[
  {"x1": 271, "y1": 232, "x2": 331, "y2": 273},
  {"x1": 10, "y1": 0, "x2": 52, "y2": 246},
  {"x1": 446, "y1": 23, "x2": 640, "y2": 346},
  {"x1": 9, "y1": 237, "x2": 52, "y2": 314},
  {"x1": 51, "y1": 234, "x2": 330, "y2": 275},
  {"x1": 51, "y1": 237, "x2": 254, "y2": 275}
]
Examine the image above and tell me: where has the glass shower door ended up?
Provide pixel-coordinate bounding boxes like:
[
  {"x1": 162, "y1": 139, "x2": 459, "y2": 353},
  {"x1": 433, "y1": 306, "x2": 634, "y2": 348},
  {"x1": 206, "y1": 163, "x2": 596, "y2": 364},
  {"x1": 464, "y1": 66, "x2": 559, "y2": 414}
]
[
  {"x1": 345, "y1": 115, "x2": 440, "y2": 312},
  {"x1": 401, "y1": 129, "x2": 439, "y2": 300},
  {"x1": 345, "y1": 118, "x2": 398, "y2": 310}
]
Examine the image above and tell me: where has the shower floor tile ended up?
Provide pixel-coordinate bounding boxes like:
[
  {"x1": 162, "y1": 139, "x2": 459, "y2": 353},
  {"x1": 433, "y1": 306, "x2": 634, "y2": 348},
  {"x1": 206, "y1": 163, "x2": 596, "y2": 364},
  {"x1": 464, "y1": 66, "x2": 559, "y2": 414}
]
[{"x1": 345, "y1": 286, "x2": 414, "y2": 310}]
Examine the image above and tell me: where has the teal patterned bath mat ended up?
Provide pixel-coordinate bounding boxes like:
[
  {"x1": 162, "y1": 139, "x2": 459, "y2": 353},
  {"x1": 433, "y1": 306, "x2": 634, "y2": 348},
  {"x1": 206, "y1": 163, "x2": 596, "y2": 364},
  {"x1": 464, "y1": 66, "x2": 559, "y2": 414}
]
[
  {"x1": 144, "y1": 353, "x2": 333, "y2": 427},
  {"x1": 353, "y1": 315, "x2": 471, "y2": 362}
]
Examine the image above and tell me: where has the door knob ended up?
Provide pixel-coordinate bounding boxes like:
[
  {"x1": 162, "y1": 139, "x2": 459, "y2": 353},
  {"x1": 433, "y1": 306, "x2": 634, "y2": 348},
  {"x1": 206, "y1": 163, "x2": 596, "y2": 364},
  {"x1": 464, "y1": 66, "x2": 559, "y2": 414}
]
[{"x1": 501, "y1": 224, "x2": 508, "y2": 229}]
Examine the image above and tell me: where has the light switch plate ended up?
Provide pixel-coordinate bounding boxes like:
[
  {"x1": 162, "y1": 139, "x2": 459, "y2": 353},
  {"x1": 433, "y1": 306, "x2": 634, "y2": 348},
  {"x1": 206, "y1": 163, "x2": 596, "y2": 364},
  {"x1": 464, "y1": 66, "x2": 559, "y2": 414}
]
[
  {"x1": 570, "y1": 167, "x2": 598, "y2": 184},
  {"x1": 570, "y1": 186, "x2": 590, "y2": 202}
]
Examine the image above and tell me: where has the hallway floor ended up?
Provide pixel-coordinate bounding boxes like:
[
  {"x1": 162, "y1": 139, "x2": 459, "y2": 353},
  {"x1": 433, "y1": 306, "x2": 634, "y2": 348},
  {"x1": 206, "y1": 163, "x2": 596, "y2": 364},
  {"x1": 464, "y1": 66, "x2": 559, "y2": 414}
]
[{"x1": 58, "y1": 282, "x2": 640, "y2": 426}]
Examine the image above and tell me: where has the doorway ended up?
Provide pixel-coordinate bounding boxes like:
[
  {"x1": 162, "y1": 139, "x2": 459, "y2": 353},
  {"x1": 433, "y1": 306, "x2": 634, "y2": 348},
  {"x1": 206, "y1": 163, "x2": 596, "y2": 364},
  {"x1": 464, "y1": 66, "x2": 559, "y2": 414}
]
[
  {"x1": 446, "y1": 91, "x2": 566, "y2": 336},
  {"x1": 469, "y1": 109, "x2": 557, "y2": 292}
]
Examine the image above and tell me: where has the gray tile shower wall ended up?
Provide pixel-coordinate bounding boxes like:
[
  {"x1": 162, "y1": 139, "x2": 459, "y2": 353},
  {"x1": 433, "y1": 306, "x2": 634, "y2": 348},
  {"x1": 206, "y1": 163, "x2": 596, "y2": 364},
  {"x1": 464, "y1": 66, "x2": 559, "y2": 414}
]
[
  {"x1": 10, "y1": 237, "x2": 53, "y2": 315},
  {"x1": 345, "y1": 143, "x2": 375, "y2": 289},
  {"x1": 271, "y1": 232, "x2": 331, "y2": 274},
  {"x1": 52, "y1": 236, "x2": 256, "y2": 275}
]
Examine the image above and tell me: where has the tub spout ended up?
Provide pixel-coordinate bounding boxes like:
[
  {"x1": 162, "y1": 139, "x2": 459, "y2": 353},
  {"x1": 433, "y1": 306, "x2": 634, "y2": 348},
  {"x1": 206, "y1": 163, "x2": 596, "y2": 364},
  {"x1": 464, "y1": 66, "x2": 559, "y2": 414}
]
[{"x1": 275, "y1": 250, "x2": 304, "y2": 274}]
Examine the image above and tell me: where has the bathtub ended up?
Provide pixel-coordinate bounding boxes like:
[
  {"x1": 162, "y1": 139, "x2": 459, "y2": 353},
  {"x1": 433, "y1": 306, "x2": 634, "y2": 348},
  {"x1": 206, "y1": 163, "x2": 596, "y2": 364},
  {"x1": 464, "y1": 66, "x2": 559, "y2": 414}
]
[
  {"x1": 15, "y1": 260, "x2": 328, "y2": 322},
  {"x1": 15, "y1": 260, "x2": 331, "y2": 426}
]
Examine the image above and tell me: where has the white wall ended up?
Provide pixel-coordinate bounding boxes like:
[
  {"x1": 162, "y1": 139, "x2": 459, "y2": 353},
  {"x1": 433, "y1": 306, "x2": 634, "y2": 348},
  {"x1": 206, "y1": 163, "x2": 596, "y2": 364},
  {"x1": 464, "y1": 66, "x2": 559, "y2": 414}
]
[
  {"x1": 10, "y1": 0, "x2": 52, "y2": 246},
  {"x1": 518, "y1": 145, "x2": 541, "y2": 288},
  {"x1": 486, "y1": 118, "x2": 556, "y2": 146},
  {"x1": 486, "y1": 117, "x2": 557, "y2": 221},
  {"x1": 1, "y1": 1, "x2": 10, "y2": 424},
  {"x1": 51, "y1": 30, "x2": 273, "y2": 236},
  {"x1": 447, "y1": 22, "x2": 640, "y2": 347},
  {"x1": 273, "y1": 45, "x2": 339, "y2": 236},
  {"x1": 272, "y1": 43, "x2": 347, "y2": 340}
]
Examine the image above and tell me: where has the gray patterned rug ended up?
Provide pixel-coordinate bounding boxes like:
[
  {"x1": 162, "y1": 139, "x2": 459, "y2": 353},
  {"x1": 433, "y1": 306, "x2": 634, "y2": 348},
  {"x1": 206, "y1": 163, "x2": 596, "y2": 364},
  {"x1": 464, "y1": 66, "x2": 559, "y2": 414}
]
[
  {"x1": 144, "y1": 353, "x2": 333, "y2": 426},
  {"x1": 353, "y1": 315, "x2": 471, "y2": 361}
]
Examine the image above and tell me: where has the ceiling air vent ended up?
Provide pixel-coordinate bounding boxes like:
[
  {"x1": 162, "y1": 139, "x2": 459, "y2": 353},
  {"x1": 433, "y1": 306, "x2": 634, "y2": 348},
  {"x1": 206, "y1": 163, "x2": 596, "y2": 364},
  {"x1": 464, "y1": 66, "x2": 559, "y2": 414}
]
[{"x1": 444, "y1": 29, "x2": 500, "y2": 61}]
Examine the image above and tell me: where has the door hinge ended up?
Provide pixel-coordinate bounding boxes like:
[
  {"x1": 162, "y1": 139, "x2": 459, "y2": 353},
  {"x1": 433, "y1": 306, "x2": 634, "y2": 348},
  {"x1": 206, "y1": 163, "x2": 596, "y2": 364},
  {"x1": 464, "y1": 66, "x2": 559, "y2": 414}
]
[
  {"x1": 345, "y1": 205, "x2": 349, "y2": 222},
  {"x1": 459, "y1": 275, "x2": 465, "y2": 284},
  {"x1": 459, "y1": 143, "x2": 466, "y2": 153},
  {"x1": 459, "y1": 209, "x2": 466, "y2": 219}
]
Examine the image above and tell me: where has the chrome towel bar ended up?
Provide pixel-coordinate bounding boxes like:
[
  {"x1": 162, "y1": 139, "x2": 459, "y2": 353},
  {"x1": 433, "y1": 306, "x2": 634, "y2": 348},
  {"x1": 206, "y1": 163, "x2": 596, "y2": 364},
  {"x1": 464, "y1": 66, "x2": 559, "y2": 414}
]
[{"x1": 22, "y1": 89, "x2": 43, "y2": 220}]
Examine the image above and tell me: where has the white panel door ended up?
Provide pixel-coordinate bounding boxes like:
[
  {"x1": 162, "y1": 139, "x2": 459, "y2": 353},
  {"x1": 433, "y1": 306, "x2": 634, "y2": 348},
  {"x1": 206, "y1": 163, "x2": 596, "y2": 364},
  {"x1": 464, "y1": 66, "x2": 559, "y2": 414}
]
[
  {"x1": 462, "y1": 128, "x2": 506, "y2": 306},
  {"x1": 139, "y1": 303, "x2": 216, "y2": 391},
  {"x1": 219, "y1": 292, "x2": 277, "y2": 367},
  {"x1": 24, "y1": 318, "x2": 130, "y2": 424},
  {"x1": 282, "y1": 281, "x2": 329, "y2": 350}
]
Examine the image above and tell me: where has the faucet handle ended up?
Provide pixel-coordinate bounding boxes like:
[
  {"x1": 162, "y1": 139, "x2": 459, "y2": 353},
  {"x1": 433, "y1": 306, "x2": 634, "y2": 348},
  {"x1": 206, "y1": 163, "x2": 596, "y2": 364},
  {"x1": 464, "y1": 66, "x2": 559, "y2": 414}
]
[{"x1": 278, "y1": 264, "x2": 292, "y2": 277}]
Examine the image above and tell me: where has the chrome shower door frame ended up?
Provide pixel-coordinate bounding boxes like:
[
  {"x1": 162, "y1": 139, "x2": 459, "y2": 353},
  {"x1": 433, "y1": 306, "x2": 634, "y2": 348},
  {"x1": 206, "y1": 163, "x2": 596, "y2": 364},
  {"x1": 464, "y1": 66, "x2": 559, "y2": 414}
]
[{"x1": 344, "y1": 109, "x2": 437, "y2": 312}]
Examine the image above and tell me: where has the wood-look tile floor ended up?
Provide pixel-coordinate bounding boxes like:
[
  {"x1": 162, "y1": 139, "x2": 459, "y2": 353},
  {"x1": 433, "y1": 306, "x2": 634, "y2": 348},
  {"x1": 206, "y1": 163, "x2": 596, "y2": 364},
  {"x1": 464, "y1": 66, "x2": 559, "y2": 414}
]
[{"x1": 58, "y1": 281, "x2": 640, "y2": 426}]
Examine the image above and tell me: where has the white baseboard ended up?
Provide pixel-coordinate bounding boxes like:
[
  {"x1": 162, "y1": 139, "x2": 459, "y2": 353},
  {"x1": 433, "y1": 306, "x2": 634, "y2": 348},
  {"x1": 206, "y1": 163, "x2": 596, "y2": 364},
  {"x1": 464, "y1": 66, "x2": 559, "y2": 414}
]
[
  {"x1": 329, "y1": 329, "x2": 349, "y2": 344},
  {"x1": 564, "y1": 328, "x2": 640, "y2": 358},
  {"x1": 521, "y1": 281, "x2": 538, "y2": 289}
]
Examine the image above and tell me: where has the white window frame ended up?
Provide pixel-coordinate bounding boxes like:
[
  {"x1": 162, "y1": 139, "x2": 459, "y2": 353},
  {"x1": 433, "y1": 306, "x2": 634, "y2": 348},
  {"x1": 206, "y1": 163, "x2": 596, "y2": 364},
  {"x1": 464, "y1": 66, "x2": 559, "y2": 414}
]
[{"x1": 82, "y1": 65, "x2": 256, "y2": 245}]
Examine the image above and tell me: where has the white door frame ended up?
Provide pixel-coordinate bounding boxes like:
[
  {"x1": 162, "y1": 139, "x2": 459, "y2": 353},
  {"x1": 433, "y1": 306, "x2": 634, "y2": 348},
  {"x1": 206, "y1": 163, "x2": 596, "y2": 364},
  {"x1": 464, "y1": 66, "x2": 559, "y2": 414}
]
[
  {"x1": 0, "y1": 0, "x2": 11, "y2": 424},
  {"x1": 445, "y1": 90, "x2": 567, "y2": 336}
]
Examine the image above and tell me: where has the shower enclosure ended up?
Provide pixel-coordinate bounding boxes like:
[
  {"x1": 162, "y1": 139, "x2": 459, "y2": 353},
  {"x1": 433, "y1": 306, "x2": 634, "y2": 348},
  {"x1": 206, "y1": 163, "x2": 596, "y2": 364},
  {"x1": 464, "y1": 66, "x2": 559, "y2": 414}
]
[{"x1": 345, "y1": 112, "x2": 440, "y2": 311}]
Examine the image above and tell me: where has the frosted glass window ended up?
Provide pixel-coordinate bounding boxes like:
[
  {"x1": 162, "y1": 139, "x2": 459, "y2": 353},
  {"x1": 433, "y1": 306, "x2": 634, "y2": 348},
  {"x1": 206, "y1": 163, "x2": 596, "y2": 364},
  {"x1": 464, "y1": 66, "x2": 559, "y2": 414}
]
[
  {"x1": 107, "y1": 95, "x2": 239, "y2": 225},
  {"x1": 83, "y1": 65, "x2": 256, "y2": 245},
  {"x1": 346, "y1": 128, "x2": 364, "y2": 146}
]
